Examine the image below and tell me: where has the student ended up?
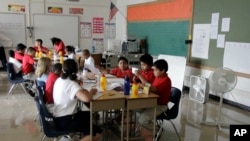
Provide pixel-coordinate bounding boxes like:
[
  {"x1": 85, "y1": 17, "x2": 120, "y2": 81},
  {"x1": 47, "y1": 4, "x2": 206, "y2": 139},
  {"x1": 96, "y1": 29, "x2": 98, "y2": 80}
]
[
  {"x1": 35, "y1": 57, "x2": 51, "y2": 82},
  {"x1": 53, "y1": 59, "x2": 102, "y2": 141},
  {"x1": 65, "y1": 45, "x2": 75, "y2": 59},
  {"x1": 22, "y1": 47, "x2": 37, "y2": 97},
  {"x1": 137, "y1": 59, "x2": 172, "y2": 130},
  {"x1": 8, "y1": 50, "x2": 22, "y2": 75},
  {"x1": 45, "y1": 63, "x2": 62, "y2": 105},
  {"x1": 15, "y1": 43, "x2": 27, "y2": 63},
  {"x1": 51, "y1": 37, "x2": 65, "y2": 55},
  {"x1": 134, "y1": 54, "x2": 155, "y2": 84},
  {"x1": 22, "y1": 47, "x2": 36, "y2": 80},
  {"x1": 82, "y1": 49, "x2": 99, "y2": 74},
  {"x1": 109, "y1": 56, "x2": 133, "y2": 80},
  {"x1": 34, "y1": 39, "x2": 49, "y2": 54}
]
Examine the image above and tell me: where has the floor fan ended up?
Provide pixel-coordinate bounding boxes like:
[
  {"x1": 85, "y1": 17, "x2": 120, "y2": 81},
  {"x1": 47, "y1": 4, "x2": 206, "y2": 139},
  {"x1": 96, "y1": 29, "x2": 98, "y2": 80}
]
[{"x1": 204, "y1": 67, "x2": 237, "y2": 130}]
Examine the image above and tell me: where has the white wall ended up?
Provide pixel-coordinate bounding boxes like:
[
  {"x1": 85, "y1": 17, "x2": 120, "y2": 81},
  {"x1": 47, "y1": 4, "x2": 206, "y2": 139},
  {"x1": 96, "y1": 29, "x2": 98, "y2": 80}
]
[{"x1": 0, "y1": 0, "x2": 127, "y2": 49}]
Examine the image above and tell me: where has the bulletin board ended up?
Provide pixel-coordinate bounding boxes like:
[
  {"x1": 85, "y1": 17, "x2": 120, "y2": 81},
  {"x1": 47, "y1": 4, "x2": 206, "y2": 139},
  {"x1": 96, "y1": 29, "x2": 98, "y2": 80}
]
[
  {"x1": 33, "y1": 14, "x2": 79, "y2": 48},
  {"x1": 0, "y1": 13, "x2": 26, "y2": 46},
  {"x1": 189, "y1": 0, "x2": 250, "y2": 76}
]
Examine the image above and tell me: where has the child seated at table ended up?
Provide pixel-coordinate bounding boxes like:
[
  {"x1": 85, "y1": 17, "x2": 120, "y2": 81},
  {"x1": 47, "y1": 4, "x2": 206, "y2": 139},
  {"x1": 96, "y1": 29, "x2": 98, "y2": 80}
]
[
  {"x1": 15, "y1": 43, "x2": 26, "y2": 63},
  {"x1": 65, "y1": 45, "x2": 75, "y2": 60},
  {"x1": 35, "y1": 57, "x2": 51, "y2": 82},
  {"x1": 134, "y1": 54, "x2": 155, "y2": 84},
  {"x1": 8, "y1": 50, "x2": 22, "y2": 76},
  {"x1": 45, "y1": 63, "x2": 62, "y2": 105},
  {"x1": 53, "y1": 59, "x2": 102, "y2": 141},
  {"x1": 34, "y1": 39, "x2": 49, "y2": 54},
  {"x1": 109, "y1": 56, "x2": 133, "y2": 80},
  {"x1": 137, "y1": 59, "x2": 172, "y2": 130},
  {"x1": 22, "y1": 47, "x2": 37, "y2": 97}
]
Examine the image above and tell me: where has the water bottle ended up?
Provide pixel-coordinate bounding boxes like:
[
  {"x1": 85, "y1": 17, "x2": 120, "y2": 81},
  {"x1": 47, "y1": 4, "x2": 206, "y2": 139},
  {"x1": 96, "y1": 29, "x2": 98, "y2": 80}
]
[
  {"x1": 92, "y1": 46, "x2": 95, "y2": 53},
  {"x1": 100, "y1": 73, "x2": 107, "y2": 91},
  {"x1": 124, "y1": 75, "x2": 130, "y2": 95},
  {"x1": 131, "y1": 81, "x2": 139, "y2": 98}
]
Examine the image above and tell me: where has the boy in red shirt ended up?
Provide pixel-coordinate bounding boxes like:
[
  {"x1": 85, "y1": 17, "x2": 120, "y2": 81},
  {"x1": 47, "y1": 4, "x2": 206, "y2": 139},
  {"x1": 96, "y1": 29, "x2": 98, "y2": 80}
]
[
  {"x1": 34, "y1": 39, "x2": 49, "y2": 54},
  {"x1": 22, "y1": 47, "x2": 37, "y2": 97},
  {"x1": 22, "y1": 47, "x2": 36, "y2": 80},
  {"x1": 15, "y1": 43, "x2": 26, "y2": 63},
  {"x1": 45, "y1": 63, "x2": 62, "y2": 104},
  {"x1": 134, "y1": 54, "x2": 155, "y2": 84},
  {"x1": 109, "y1": 56, "x2": 133, "y2": 80},
  {"x1": 137, "y1": 59, "x2": 172, "y2": 130}
]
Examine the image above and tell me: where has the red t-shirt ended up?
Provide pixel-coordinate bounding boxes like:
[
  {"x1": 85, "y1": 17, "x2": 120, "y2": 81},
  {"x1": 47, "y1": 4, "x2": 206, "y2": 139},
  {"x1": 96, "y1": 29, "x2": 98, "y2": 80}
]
[
  {"x1": 14, "y1": 52, "x2": 24, "y2": 63},
  {"x1": 136, "y1": 68, "x2": 155, "y2": 84},
  {"x1": 110, "y1": 67, "x2": 133, "y2": 80},
  {"x1": 34, "y1": 46, "x2": 49, "y2": 54},
  {"x1": 55, "y1": 41, "x2": 65, "y2": 55},
  {"x1": 22, "y1": 54, "x2": 35, "y2": 74},
  {"x1": 152, "y1": 74, "x2": 172, "y2": 105},
  {"x1": 45, "y1": 72, "x2": 59, "y2": 104}
]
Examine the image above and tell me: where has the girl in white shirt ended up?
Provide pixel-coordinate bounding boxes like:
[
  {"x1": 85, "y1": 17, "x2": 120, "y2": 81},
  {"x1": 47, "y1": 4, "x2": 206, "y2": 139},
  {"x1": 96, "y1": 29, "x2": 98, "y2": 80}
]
[
  {"x1": 53, "y1": 59, "x2": 102, "y2": 141},
  {"x1": 65, "y1": 46, "x2": 75, "y2": 60}
]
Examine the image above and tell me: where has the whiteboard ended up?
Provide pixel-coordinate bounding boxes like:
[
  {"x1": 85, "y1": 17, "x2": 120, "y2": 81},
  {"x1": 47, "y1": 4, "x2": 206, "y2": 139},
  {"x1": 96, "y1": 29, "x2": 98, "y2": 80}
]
[
  {"x1": 0, "y1": 13, "x2": 26, "y2": 47},
  {"x1": 33, "y1": 14, "x2": 79, "y2": 48},
  {"x1": 158, "y1": 54, "x2": 186, "y2": 91}
]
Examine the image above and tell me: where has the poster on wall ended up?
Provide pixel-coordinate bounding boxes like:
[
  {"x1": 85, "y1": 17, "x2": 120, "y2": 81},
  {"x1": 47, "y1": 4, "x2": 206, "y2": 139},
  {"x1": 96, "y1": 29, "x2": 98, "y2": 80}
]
[
  {"x1": 80, "y1": 22, "x2": 92, "y2": 38},
  {"x1": 8, "y1": 4, "x2": 25, "y2": 12},
  {"x1": 92, "y1": 38, "x2": 104, "y2": 53},
  {"x1": 69, "y1": 8, "x2": 83, "y2": 14},
  {"x1": 48, "y1": 7, "x2": 63, "y2": 14},
  {"x1": 105, "y1": 23, "x2": 116, "y2": 39},
  {"x1": 93, "y1": 17, "x2": 104, "y2": 34},
  {"x1": 191, "y1": 24, "x2": 210, "y2": 59}
]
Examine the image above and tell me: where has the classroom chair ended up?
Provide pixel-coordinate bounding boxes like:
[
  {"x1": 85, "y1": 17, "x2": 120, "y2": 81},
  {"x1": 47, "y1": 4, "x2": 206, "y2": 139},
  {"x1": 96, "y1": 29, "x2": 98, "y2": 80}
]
[
  {"x1": 34, "y1": 86, "x2": 73, "y2": 141},
  {"x1": 154, "y1": 87, "x2": 182, "y2": 141},
  {"x1": 6, "y1": 62, "x2": 30, "y2": 96}
]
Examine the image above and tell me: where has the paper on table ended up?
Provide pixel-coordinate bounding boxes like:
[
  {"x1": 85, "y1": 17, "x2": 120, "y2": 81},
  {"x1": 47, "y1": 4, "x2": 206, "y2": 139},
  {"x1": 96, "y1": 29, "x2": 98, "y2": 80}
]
[
  {"x1": 93, "y1": 92, "x2": 103, "y2": 100},
  {"x1": 107, "y1": 78, "x2": 124, "y2": 84}
]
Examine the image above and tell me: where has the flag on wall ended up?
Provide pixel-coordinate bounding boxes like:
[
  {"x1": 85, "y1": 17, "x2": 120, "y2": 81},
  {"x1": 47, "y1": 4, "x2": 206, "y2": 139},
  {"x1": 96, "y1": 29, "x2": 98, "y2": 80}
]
[{"x1": 108, "y1": 2, "x2": 118, "y2": 22}]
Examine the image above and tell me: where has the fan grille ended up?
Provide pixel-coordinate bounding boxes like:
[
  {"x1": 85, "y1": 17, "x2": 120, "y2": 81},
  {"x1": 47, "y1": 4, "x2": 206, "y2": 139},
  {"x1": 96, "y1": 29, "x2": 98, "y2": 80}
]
[{"x1": 209, "y1": 67, "x2": 237, "y2": 93}]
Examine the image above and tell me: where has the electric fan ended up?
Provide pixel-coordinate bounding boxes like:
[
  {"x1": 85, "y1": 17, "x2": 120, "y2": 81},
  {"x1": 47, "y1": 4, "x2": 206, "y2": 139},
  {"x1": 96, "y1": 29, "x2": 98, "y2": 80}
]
[
  {"x1": 189, "y1": 75, "x2": 209, "y2": 103},
  {"x1": 204, "y1": 67, "x2": 237, "y2": 129}
]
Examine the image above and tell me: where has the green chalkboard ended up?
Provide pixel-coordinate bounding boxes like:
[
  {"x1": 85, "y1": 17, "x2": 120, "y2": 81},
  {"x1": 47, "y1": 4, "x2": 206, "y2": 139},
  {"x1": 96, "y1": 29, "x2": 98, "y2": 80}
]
[
  {"x1": 190, "y1": 0, "x2": 250, "y2": 68},
  {"x1": 128, "y1": 21, "x2": 189, "y2": 56}
]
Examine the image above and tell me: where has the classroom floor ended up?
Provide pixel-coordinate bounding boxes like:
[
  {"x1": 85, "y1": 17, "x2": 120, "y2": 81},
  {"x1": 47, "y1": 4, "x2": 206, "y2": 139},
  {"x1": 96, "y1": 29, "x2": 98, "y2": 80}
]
[{"x1": 0, "y1": 71, "x2": 249, "y2": 141}]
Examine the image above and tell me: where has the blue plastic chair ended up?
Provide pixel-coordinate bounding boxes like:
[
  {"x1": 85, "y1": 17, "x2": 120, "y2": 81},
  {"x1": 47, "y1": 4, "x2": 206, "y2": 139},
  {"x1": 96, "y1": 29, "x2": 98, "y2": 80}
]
[
  {"x1": 154, "y1": 87, "x2": 182, "y2": 141},
  {"x1": 34, "y1": 86, "x2": 73, "y2": 141},
  {"x1": 6, "y1": 62, "x2": 30, "y2": 96}
]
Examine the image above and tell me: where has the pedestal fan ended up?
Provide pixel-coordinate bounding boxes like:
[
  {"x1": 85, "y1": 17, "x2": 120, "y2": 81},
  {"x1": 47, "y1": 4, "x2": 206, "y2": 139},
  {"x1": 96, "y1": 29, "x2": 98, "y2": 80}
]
[{"x1": 204, "y1": 67, "x2": 237, "y2": 130}]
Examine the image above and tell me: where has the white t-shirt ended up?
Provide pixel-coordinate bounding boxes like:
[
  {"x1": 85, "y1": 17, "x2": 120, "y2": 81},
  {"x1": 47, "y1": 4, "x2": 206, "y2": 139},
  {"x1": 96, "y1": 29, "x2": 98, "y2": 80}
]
[
  {"x1": 9, "y1": 57, "x2": 22, "y2": 73},
  {"x1": 67, "y1": 53, "x2": 75, "y2": 60},
  {"x1": 53, "y1": 78, "x2": 81, "y2": 117},
  {"x1": 84, "y1": 56, "x2": 99, "y2": 74}
]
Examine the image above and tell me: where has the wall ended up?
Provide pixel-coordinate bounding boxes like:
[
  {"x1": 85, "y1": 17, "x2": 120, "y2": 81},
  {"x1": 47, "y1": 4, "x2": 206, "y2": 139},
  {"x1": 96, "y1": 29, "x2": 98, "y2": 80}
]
[{"x1": 0, "y1": 0, "x2": 123, "y2": 52}]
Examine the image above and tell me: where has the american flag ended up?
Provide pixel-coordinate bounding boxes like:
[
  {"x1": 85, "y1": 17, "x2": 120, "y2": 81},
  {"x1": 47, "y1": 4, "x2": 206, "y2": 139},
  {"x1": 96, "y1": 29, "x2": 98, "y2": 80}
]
[{"x1": 108, "y1": 2, "x2": 118, "y2": 22}]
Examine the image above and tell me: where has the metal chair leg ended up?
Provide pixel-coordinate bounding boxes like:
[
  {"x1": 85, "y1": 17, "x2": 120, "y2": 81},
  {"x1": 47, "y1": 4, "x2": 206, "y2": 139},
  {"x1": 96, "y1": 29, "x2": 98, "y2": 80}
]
[
  {"x1": 41, "y1": 135, "x2": 46, "y2": 141},
  {"x1": 21, "y1": 83, "x2": 30, "y2": 97},
  {"x1": 8, "y1": 84, "x2": 17, "y2": 95},
  {"x1": 169, "y1": 120, "x2": 181, "y2": 141}
]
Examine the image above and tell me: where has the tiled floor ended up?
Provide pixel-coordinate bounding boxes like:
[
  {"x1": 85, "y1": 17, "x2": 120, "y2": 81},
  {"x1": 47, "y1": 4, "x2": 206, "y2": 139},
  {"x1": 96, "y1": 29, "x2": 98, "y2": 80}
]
[{"x1": 0, "y1": 72, "x2": 249, "y2": 141}]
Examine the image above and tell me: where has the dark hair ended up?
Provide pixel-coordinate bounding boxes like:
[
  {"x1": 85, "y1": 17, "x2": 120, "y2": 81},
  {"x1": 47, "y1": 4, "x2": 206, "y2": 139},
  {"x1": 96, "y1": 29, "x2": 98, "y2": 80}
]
[
  {"x1": 52, "y1": 63, "x2": 62, "y2": 72},
  {"x1": 140, "y1": 54, "x2": 153, "y2": 66},
  {"x1": 27, "y1": 46, "x2": 36, "y2": 53},
  {"x1": 153, "y1": 59, "x2": 168, "y2": 73},
  {"x1": 118, "y1": 56, "x2": 128, "y2": 64},
  {"x1": 61, "y1": 59, "x2": 78, "y2": 80},
  {"x1": 83, "y1": 49, "x2": 90, "y2": 55},
  {"x1": 36, "y1": 39, "x2": 43, "y2": 45},
  {"x1": 51, "y1": 37, "x2": 61, "y2": 45},
  {"x1": 8, "y1": 50, "x2": 15, "y2": 57},
  {"x1": 66, "y1": 46, "x2": 75, "y2": 54},
  {"x1": 16, "y1": 43, "x2": 26, "y2": 51}
]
